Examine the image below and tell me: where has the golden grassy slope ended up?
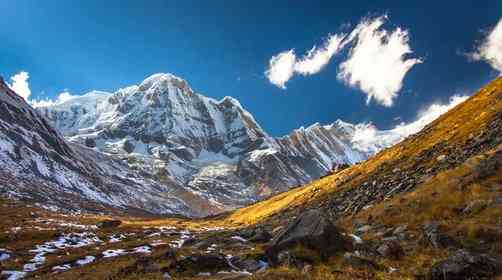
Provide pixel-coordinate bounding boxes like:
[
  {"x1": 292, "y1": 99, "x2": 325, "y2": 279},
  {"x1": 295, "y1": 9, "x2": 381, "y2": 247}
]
[{"x1": 220, "y1": 76, "x2": 502, "y2": 226}]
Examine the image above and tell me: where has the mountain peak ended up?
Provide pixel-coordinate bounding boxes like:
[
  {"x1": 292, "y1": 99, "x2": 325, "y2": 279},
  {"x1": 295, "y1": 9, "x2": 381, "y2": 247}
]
[{"x1": 138, "y1": 73, "x2": 190, "y2": 92}]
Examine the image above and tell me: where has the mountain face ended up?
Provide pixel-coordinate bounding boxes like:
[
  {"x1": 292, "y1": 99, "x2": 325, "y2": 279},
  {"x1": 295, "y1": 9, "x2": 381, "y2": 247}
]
[
  {"x1": 30, "y1": 73, "x2": 373, "y2": 215},
  {"x1": 0, "y1": 77, "x2": 205, "y2": 216}
]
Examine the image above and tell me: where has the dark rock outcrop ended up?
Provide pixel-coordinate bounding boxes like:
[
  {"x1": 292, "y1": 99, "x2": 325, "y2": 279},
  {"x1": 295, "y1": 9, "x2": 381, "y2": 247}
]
[
  {"x1": 175, "y1": 254, "x2": 231, "y2": 274},
  {"x1": 97, "y1": 220, "x2": 122, "y2": 229},
  {"x1": 265, "y1": 209, "x2": 347, "y2": 265},
  {"x1": 343, "y1": 252, "x2": 383, "y2": 270},
  {"x1": 423, "y1": 222, "x2": 457, "y2": 249},
  {"x1": 430, "y1": 250, "x2": 502, "y2": 280}
]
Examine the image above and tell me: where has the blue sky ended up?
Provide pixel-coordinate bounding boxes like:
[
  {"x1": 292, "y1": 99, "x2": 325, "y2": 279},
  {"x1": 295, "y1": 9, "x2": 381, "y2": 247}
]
[{"x1": 1, "y1": 0, "x2": 501, "y2": 136}]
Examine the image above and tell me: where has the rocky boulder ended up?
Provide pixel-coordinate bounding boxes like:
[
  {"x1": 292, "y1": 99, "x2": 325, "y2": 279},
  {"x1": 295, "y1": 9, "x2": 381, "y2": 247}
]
[
  {"x1": 423, "y1": 222, "x2": 456, "y2": 248},
  {"x1": 174, "y1": 253, "x2": 231, "y2": 274},
  {"x1": 96, "y1": 219, "x2": 122, "y2": 229},
  {"x1": 229, "y1": 256, "x2": 268, "y2": 273},
  {"x1": 430, "y1": 250, "x2": 502, "y2": 280},
  {"x1": 376, "y1": 240, "x2": 404, "y2": 260},
  {"x1": 265, "y1": 209, "x2": 347, "y2": 265},
  {"x1": 343, "y1": 252, "x2": 383, "y2": 270},
  {"x1": 248, "y1": 227, "x2": 272, "y2": 243}
]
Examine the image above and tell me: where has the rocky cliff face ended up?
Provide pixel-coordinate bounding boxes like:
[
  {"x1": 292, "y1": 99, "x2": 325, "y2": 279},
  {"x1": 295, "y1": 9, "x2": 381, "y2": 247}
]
[{"x1": 34, "y1": 73, "x2": 371, "y2": 214}]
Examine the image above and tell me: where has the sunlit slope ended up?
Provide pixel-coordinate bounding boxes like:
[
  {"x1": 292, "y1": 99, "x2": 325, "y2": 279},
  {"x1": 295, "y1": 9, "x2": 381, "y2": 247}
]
[{"x1": 225, "y1": 77, "x2": 502, "y2": 226}]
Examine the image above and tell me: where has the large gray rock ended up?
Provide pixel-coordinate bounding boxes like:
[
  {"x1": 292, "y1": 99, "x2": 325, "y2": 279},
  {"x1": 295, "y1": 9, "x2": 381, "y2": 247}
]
[
  {"x1": 265, "y1": 209, "x2": 347, "y2": 265},
  {"x1": 175, "y1": 253, "x2": 231, "y2": 274},
  {"x1": 430, "y1": 250, "x2": 502, "y2": 280},
  {"x1": 96, "y1": 220, "x2": 122, "y2": 229}
]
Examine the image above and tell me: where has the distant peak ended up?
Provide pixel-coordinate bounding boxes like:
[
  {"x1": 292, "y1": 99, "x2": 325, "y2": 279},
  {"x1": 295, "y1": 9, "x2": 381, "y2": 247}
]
[
  {"x1": 138, "y1": 73, "x2": 190, "y2": 92},
  {"x1": 219, "y1": 96, "x2": 243, "y2": 108},
  {"x1": 306, "y1": 122, "x2": 322, "y2": 130}
]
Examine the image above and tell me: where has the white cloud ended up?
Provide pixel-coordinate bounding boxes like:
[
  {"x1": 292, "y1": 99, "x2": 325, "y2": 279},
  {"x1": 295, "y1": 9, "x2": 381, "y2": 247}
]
[
  {"x1": 265, "y1": 50, "x2": 296, "y2": 89},
  {"x1": 31, "y1": 91, "x2": 75, "y2": 108},
  {"x1": 470, "y1": 18, "x2": 502, "y2": 75},
  {"x1": 265, "y1": 16, "x2": 422, "y2": 105},
  {"x1": 337, "y1": 16, "x2": 422, "y2": 107},
  {"x1": 351, "y1": 94, "x2": 468, "y2": 154},
  {"x1": 8, "y1": 71, "x2": 32, "y2": 101},
  {"x1": 294, "y1": 34, "x2": 347, "y2": 75},
  {"x1": 265, "y1": 34, "x2": 348, "y2": 89}
]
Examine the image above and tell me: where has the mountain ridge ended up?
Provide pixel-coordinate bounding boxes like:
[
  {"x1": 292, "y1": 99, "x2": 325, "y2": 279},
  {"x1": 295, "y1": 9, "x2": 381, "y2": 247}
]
[
  {"x1": 0, "y1": 72, "x2": 469, "y2": 217},
  {"x1": 34, "y1": 73, "x2": 372, "y2": 213}
]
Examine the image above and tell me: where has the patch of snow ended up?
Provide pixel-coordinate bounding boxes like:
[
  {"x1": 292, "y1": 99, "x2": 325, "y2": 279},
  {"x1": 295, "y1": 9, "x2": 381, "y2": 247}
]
[
  {"x1": 52, "y1": 264, "x2": 71, "y2": 271},
  {"x1": 247, "y1": 148, "x2": 278, "y2": 162},
  {"x1": 0, "y1": 271, "x2": 27, "y2": 280},
  {"x1": 0, "y1": 248, "x2": 11, "y2": 261},
  {"x1": 102, "y1": 249, "x2": 126, "y2": 258},
  {"x1": 349, "y1": 234, "x2": 363, "y2": 244},
  {"x1": 231, "y1": 236, "x2": 247, "y2": 243},
  {"x1": 76, "y1": 255, "x2": 95, "y2": 266},
  {"x1": 150, "y1": 240, "x2": 167, "y2": 247},
  {"x1": 109, "y1": 233, "x2": 126, "y2": 243},
  {"x1": 133, "y1": 246, "x2": 152, "y2": 254},
  {"x1": 33, "y1": 156, "x2": 51, "y2": 177}
]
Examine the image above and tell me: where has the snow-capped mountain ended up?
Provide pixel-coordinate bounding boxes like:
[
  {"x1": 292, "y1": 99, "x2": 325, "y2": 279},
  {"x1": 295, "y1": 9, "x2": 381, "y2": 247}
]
[
  {"x1": 32, "y1": 73, "x2": 373, "y2": 214},
  {"x1": 1, "y1": 72, "x2": 418, "y2": 216},
  {"x1": 0, "y1": 76, "x2": 218, "y2": 216}
]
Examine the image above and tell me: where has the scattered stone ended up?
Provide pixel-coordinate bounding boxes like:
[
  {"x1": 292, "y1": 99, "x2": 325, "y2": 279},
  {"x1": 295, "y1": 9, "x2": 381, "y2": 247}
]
[
  {"x1": 348, "y1": 234, "x2": 363, "y2": 245},
  {"x1": 275, "y1": 251, "x2": 310, "y2": 269},
  {"x1": 248, "y1": 228, "x2": 272, "y2": 243},
  {"x1": 143, "y1": 262, "x2": 161, "y2": 273},
  {"x1": 355, "y1": 225, "x2": 372, "y2": 234},
  {"x1": 462, "y1": 200, "x2": 488, "y2": 215},
  {"x1": 393, "y1": 224, "x2": 408, "y2": 235},
  {"x1": 232, "y1": 258, "x2": 264, "y2": 272},
  {"x1": 265, "y1": 209, "x2": 347, "y2": 265},
  {"x1": 271, "y1": 226, "x2": 283, "y2": 235},
  {"x1": 175, "y1": 254, "x2": 230, "y2": 274},
  {"x1": 343, "y1": 252, "x2": 383, "y2": 270},
  {"x1": 181, "y1": 237, "x2": 197, "y2": 247},
  {"x1": 96, "y1": 220, "x2": 122, "y2": 229},
  {"x1": 376, "y1": 240, "x2": 404, "y2": 260},
  {"x1": 423, "y1": 222, "x2": 456, "y2": 248},
  {"x1": 352, "y1": 219, "x2": 365, "y2": 228},
  {"x1": 436, "y1": 155, "x2": 447, "y2": 162},
  {"x1": 302, "y1": 263, "x2": 313, "y2": 274},
  {"x1": 430, "y1": 250, "x2": 502, "y2": 280},
  {"x1": 382, "y1": 227, "x2": 395, "y2": 237}
]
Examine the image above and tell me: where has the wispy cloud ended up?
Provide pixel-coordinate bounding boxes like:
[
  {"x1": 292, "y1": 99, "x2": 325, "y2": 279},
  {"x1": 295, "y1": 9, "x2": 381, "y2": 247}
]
[
  {"x1": 265, "y1": 50, "x2": 296, "y2": 89},
  {"x1": 351, "y1": 94, "x2": 468, "y2": 154},
  {"x1": 265, "y1": 34, "x2": 347, "y2": 89},
  {"x1": 293, "y1": 34, "x2": 347, "y2": 75},
  {"x1": 7, "y1": 71, "x2": 32, "y2": 101},
  {"x1": 265, "y1": 15, "x2": 422, "y2": 107},
  {"x1": 469, "y1": 18, "x2": 502, "y2": 75},
  {"x1": 31, "y1": 91, "x2": 75, "y2": 108},
  {"x1": 338, "y1": 16, "x2": 423, "y2": 107}
]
